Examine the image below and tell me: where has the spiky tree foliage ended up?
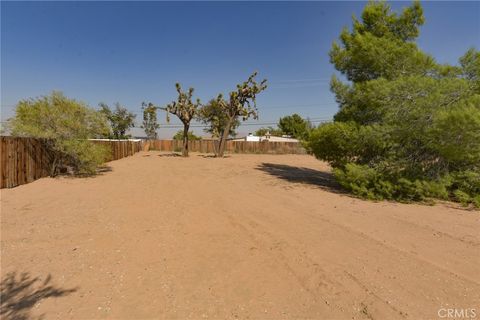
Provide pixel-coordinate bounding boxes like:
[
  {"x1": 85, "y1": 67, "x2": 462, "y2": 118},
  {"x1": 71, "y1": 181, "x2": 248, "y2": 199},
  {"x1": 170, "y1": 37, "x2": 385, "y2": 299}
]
[
  {"x1": 162, "y1": 83, "x2": 201, "y2": 157},
  {"x1": 307, "y1": 0, "x2": 480, "y2": 207},
  {"x1": 99, "y1": 103, "x2": 136, "y2": 139},
  {"x1": 213, "y1": 72, "x2": 267, "y2": 157},
  {"x1": 141, "y1": 102, "x2": 160, "y2": 140},
  {"x1": 197, "y1": 98, "x2": 240, "y2": 139}
]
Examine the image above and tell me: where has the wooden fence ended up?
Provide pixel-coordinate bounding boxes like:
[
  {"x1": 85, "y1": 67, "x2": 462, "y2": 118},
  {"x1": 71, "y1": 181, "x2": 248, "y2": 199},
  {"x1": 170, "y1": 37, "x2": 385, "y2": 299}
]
[
  {"x1": 144, "y1": 139, "x2": 306, "y2": 154},
  {"x1": 0, "y1": 137, "x2": 143, "y2": 189},
  {"x1": 1, "y1": 137, "x2": 305, "y2": 188},
  {"x1": 0, "y1": 137, "x2": 51, "y2": 188},
  {"x1": 90, "y1": 140, "x2": 143, "y2": 161}
]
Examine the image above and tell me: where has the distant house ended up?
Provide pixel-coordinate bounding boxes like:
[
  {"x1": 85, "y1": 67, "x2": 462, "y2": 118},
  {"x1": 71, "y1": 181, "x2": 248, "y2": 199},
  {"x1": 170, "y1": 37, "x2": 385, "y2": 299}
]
[
  {"x1": 232, "y1": 132, "x2": 299, "y2": 143},
  {"x1": 246, "y1": 133, "x2": 261, "y2": 142},
  {"x1": 261, "y1": 135, "x2": 299, "y2": 143}
]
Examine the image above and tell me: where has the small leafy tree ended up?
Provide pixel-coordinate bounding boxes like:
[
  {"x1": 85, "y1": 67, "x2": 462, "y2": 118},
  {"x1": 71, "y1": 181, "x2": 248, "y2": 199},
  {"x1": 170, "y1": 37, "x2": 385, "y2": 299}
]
[
  {"x1": 141, "y1": 102, "x2": 160, "y2": 139},
  {"x1": 213, "y1": 72, "x2": 267, "y2": 157},
  {"x1": 254, "y1": 126, "x2": 283, "y2": 137},
  {"x1": 162, "y1": 83, "x2": 201, "y2": 157},
  {"x1": 99, "y1": 103, "x2": 136, "y2": 139},
  {"x1": 278, "y1": 114, "x2": 312, "y2": 140},
  {"x1": 197, "y1": 98, "x2": 240, "y2": 138},
  {"x1": 173, "y1": 130, "x2": 201, "y2": 141},
  {"x1": 9, "y1": 92, "x2": 110, "y2": 175}
]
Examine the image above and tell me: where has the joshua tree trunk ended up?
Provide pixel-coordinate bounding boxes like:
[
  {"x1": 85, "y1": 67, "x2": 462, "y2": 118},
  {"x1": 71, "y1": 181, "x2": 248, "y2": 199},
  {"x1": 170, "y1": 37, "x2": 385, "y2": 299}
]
[
  {"x1": 217, "y1": 117, "x2": 233, "y2": 157},
  {"x1": 182, "y1": 123, "x2": 190, "y2": 157}
]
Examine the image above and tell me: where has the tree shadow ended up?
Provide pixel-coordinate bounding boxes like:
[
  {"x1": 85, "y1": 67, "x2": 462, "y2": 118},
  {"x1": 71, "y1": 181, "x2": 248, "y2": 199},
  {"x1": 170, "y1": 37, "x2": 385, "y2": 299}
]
[
  {"x1": 196, "y1": 154, "x2": 231, "y2": 159},
  {"x1": 0, "y1": 272, "x2": 78, "y2": 320},
  {"x1": 158, "y1": 153, "x2": 182, "y2": 157},
  {"x1": 96, "y1": 165, "x2": 113, "y2": 173},
  {"x1": 256, "y1": 162, "x2": 346, "y2": 194},
  {"x1": 55, "y1": 165, "x2": 113, "y2": 180}
]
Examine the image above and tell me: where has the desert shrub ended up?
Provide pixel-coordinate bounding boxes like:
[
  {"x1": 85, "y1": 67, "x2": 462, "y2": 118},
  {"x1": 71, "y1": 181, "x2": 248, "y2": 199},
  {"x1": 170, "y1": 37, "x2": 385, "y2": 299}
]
[
  {"x1": 307, "y1": 122, "x2": 359, "y2": 167},
  {"x1": 333, "y1": 164, "x2": 383, "y2": 200},
  {"x1": 307, "y1": 122, "x2": 391, "y2": 168},
  {"x1": 173, "y1": 130, "x2": 201, "y2": 141},
  {"x1": 333, "y1": 164, "x2": 450, "y2": 202},
  {"x1": 9, "y1": 92, "x2": 110, "y2": 175},
  {"x1": 451, "y1": 171, "x2": 480, "y2": 196},
  {"x1": 447, "y1": 171, "x2": 480, "y2": 207},
  {"x1": 453, "y1": 190, "x2": 471, "y2": 207},
  {"x1": 332, "y1": 162, "x2": 479, "y2": 206},
  {"x1": 60, "y1": 140, "x2": 111, "y2": 175},
  {"x1": 473, "y1": 196, "x2": 480, "y2": 208}
]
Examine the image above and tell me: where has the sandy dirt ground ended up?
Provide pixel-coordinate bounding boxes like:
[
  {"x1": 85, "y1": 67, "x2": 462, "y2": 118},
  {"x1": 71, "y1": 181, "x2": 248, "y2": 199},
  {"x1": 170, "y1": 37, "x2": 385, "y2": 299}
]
[{"x1": 1, "y1": 151, "x2": 479, "y2": 320}]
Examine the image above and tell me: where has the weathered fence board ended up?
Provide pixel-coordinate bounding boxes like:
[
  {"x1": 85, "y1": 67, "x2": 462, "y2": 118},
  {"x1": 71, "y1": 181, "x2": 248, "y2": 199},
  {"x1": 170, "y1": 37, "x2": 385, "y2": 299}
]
[
  {"x1": 0, "y1": 137, "x2": 51, "y2": 188},
  {"x1": 146, "y1": 139, "x2": 306, "y2": 154},
  {"x1": 90, "y1": 140, "x2": 142, "y2": 161},
  {"x1": 0, "y1": 137, "x2": 142, "y2": 188}
]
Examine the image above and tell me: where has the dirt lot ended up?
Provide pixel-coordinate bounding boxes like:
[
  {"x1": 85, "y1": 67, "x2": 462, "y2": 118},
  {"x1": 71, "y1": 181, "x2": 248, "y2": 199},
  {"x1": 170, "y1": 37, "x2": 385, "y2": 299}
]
[{"x1": 1, "y1": 152, "x2": 479, "y2": 320}]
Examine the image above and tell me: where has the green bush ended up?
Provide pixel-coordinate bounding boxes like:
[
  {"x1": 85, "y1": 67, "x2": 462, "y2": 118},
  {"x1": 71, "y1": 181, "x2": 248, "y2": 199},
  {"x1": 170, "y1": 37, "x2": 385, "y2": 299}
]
[
  {"x1": 172, "y1": 130, "x2": 201, "y2": 141},
  {"x1": 451, "y1": 171, "x2": 480, "y2": 196},
  {"x1": 9, "y1": 91, "x2": 110, "y2": 175},
  {"x1": 448, "y1": 171, "x2": 480, "y2": 207},
  {"x1": 473, "y1": 196, "x2": 480, "y2": 208},
  {"x1": 60, "y1": 140, "x2": 111, "y2": 175},
  {"x1": 333, "y1": 164, "x2": 382, "y2": 200},
  {"x1": 307, "y1": 122, "x2": 359, "y2": 167},
  {"x1": 334, "y1": 164, "x2": 451, "y2": 203},
  {"x1": 454, "y1": 190, "x2": 471, "y2": 207}
]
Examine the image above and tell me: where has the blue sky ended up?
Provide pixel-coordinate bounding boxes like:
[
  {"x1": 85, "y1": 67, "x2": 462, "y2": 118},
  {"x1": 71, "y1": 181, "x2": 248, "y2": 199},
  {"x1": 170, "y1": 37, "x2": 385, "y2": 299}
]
[{"x1": 2, "y1": 1, "x2": 479, "y2": 138}]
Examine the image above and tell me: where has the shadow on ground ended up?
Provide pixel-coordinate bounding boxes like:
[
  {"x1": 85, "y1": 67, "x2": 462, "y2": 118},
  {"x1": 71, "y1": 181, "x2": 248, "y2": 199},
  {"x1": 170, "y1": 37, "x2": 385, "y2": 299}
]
[
  {"x1": 0, "y1": 272, "x2": 78, "y2": 320},
  {"x1": 158, "y1": 153, "x2": 182, "y2": 157},
  {"x1": 256, "y1": 162, "x2": 345, "y2": 193},
  {"x1": 56, "y1": 165, "x2": 113, "y2": 180},
  {"x1": 196, "y1": 154, "x2": 231, "y2": 159},
  {"x1": 97, "y1": 165, "x2": 113, "y2": 173}
]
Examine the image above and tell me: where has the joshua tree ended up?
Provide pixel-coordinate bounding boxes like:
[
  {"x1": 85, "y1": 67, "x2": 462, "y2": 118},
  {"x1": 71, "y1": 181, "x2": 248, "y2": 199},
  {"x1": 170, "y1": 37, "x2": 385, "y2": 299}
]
[
  {"x1": 162, "y1": 83, "x2": 201, "y2": 157},
  {"x1": 214, "y1": 72, "x2": 267, "y2": 157}
]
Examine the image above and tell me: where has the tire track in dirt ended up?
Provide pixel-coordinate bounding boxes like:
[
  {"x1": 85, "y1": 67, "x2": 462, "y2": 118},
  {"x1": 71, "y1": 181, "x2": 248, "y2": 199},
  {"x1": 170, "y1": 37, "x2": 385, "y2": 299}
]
[
  {"x1": 294, "y1": 207, "x2": 480, "y2": 286},
  {"x1": 223, "y1": 181, "x2": 479, "y2": 319},
  {"x1": 225, "y1": 211, "x2": 407, "y2": 319},
  {"x1": 2, "y1": 153, "x2": 478, "y2": 319}
]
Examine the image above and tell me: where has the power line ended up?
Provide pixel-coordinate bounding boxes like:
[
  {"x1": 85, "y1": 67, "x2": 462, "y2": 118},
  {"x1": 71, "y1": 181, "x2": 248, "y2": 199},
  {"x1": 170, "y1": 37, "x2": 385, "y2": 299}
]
[
  {"x1": 269, "y1": 83, "x2": 331, "y2": 89},
  {"x1": 123, "y1": 103, "x2": 338, "y2": 115},
  {"x1": 1, "y1": 102, "x2": 338, "y2": 110},
  {"x1": 135, "y1": 118, "x2": 332, "y2": 129},
  {"x1": 269, "y1": 78, "x2": 331, "y2": 84}
]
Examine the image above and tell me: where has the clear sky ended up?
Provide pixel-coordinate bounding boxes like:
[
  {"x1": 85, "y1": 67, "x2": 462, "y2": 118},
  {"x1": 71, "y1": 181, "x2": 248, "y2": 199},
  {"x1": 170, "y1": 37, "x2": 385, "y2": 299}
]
[{"x1": 2, "y1": 1, "x2": 479, "y2": 138}]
